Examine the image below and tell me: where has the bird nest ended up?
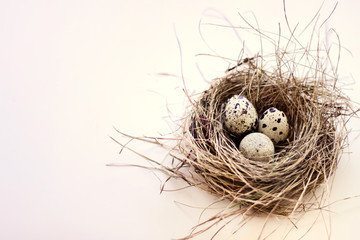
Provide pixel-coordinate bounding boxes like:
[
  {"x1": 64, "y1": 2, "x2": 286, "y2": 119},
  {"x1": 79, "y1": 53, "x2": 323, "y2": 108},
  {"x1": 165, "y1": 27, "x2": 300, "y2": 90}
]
[
  {"x1": 182, "y1": 56, "x2": 350, "y2": 216},
  {"x1": 112, "y1": 17, "x2": 357, "y2": 240}
]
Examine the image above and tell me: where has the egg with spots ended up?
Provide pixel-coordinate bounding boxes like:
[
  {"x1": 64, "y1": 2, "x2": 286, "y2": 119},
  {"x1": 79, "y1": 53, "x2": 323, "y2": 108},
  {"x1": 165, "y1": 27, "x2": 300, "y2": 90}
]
[
  {"x1": 258, "y1": 107, "x2": 289, "y2": 144},
  {"x1": 224, "y1": 95, "x2": 258, "y2": 136},
  {"x1": 239, "y1": 133, "x2": 275, "y2": 162}
]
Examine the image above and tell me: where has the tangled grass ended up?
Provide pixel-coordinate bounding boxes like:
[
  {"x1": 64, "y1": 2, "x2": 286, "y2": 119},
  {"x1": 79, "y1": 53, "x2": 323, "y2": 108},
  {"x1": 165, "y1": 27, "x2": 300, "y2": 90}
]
[{"x1": 111, "y1": 5, "x2": 358, "y2": 239}]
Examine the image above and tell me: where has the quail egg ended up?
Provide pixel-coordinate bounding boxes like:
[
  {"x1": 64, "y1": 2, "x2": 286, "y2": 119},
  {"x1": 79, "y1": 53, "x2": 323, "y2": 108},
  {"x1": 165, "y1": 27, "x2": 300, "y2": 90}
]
[
  {"x1": 258, "y1": 107, "x2": 289, "y2": 144},
  {"x1": 239, "y1": 132, "x2": 275, "y2": 162},
  {"x1": 224, "y1": 95, "x2": 258, "y2": 136}
]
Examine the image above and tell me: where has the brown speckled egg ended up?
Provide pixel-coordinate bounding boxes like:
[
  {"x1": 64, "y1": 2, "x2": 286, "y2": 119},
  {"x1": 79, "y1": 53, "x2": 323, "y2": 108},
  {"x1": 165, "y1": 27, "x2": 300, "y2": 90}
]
[
  {"x1": 224, "y1": 95, "x2": 258, "y2": 136},
  {"x1": 239, "y1": 132, "x2": 275, "y2": 162},
  {"x1": 258, "y1": 107, "x2": 289, "y2": 144}
]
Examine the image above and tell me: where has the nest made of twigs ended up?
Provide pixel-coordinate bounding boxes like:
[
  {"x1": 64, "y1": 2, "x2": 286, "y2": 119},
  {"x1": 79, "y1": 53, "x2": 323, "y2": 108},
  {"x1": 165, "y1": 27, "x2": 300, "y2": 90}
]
[
  {"x1": 111, "y1": 49, "x2": 356, "y2": 239},
  {"x1": 177, "y1": 55, "x2": 352, "y2": 217},
  {"x1": 110, "y1": 8, "x2": 360, "y2": 237}
]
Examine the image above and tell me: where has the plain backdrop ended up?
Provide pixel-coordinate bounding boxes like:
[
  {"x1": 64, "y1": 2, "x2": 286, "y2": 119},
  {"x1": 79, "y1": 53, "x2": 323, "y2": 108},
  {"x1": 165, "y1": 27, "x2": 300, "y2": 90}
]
[{"x1": 1, "y1": 0, "x2": 360, "y2": 239}]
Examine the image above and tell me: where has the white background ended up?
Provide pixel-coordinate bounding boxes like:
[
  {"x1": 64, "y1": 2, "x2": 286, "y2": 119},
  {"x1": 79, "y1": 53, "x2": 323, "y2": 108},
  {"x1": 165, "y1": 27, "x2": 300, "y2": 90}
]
[{"x1": 1, "y1": 0, "x2": 360, "y2": 239}]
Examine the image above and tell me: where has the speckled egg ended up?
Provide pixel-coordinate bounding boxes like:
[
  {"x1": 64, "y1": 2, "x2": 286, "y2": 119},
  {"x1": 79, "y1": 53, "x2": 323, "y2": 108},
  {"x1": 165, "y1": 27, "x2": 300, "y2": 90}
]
[
  {"x1": 258, "y1": 107, "x2": 289, "y2": 144},
  {"x1": 224, "y1": 95, "x2": 258, "y2": 136},
  {"x1": 239, "y1": 133, "x2": 275, "y2": 162}
]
